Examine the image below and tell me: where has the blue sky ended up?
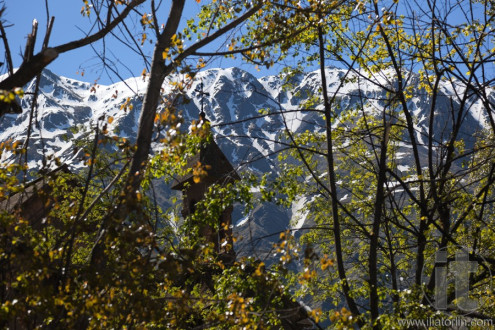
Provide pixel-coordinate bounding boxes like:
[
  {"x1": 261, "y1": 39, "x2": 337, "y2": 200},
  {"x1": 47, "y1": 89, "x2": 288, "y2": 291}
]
[
  {"x1": 3, "y1": 1, "x2": 489, "y2": 86},
  {"x1": 2, "y1": 0, "x2": 280, "y2": 85}
]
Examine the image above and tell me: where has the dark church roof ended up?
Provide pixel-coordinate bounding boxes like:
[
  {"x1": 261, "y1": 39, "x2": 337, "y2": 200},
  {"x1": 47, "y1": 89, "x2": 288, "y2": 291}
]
[
  {"x1": 0, "y1": 165, "x2": 71, "y2": 212},
  {"x1": 171, "y1": 139, "x2": 240, "y2": 190},
  {"x1": 0, "y1": 165, "x2": 73, "y2": 227}
]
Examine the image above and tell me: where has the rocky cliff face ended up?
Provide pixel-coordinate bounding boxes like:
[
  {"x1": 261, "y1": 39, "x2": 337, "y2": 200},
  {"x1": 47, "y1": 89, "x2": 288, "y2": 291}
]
[{"x1": 0, "y1": 67, "x2": 491, "y2": 257}]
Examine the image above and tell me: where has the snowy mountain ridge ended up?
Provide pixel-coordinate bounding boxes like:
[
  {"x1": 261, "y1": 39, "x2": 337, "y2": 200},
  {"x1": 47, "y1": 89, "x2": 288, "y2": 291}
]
[{"x1": 0, "y1": 66, "x2": 490, "y2": 257}]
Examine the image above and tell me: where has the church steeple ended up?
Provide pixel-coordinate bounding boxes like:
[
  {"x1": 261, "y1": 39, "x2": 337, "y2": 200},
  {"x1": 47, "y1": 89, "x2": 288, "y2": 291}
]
[
  {"x1": 171, "y1": 87, "x2": 239, "y2": 262},
  {"x1": 196, "y1": 80, "x2": 209, "y2": 120}
]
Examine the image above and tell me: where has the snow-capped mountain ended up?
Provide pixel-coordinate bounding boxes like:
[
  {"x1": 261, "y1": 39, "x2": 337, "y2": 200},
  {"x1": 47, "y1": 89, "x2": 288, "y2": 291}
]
[{"x1": 0, "y1": 67, "x2": 491, "y2": 257}]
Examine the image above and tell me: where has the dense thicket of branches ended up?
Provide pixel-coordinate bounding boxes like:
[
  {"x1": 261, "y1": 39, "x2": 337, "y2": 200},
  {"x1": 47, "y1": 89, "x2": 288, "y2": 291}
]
[{"x1": 249, "y1": 0, "x2": 495, "y2": 327}]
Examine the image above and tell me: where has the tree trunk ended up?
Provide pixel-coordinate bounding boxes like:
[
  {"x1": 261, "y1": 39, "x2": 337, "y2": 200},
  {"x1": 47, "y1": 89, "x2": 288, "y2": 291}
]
[
  {"x1": 124, "y1": 0, "x2": 185, "y2": 201},
  {"x1": 317, "y1": 26, "x2": 362, "y2": 321}
]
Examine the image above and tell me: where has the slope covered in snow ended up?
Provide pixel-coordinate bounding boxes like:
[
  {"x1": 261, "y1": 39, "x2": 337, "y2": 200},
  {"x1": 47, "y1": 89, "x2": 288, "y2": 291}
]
[{"x1": 0, "y1": 66, "x2": 490, "y2": 256}]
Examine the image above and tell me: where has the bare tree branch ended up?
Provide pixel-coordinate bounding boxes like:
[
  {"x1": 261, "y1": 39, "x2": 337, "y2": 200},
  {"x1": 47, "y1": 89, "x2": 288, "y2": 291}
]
[{"x1": 0, "y1": 0, "x2": 145, "y2": 92}]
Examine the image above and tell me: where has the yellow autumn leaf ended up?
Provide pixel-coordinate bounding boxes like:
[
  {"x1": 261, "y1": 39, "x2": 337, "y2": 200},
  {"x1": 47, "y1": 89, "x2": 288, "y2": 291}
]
[{"x1": 254, "y1": 262, "x2": 264, "y2": 276}]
